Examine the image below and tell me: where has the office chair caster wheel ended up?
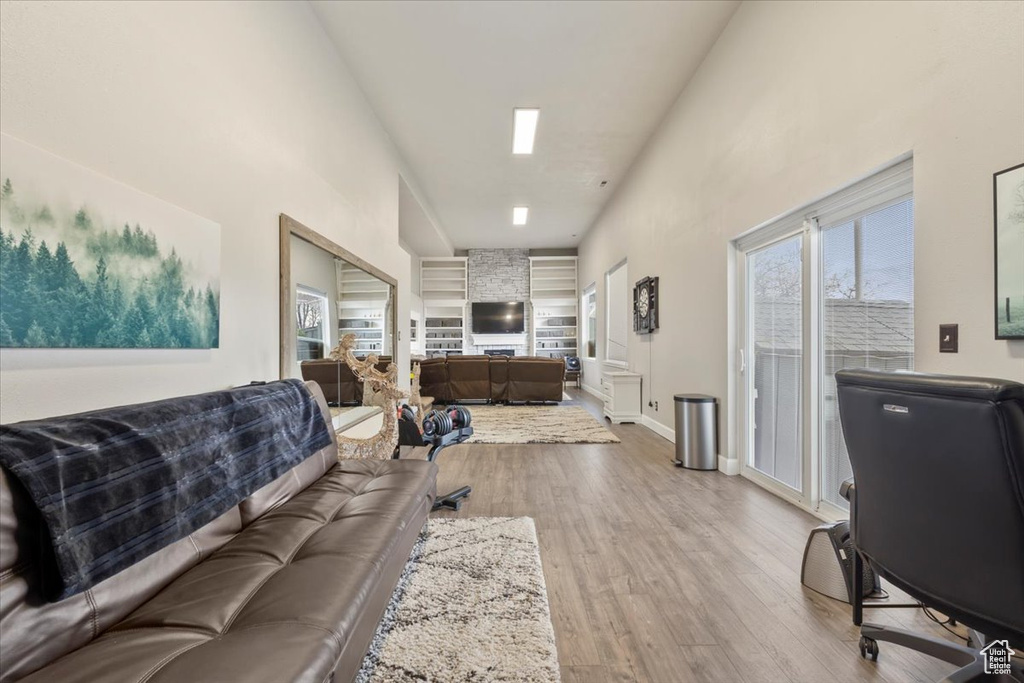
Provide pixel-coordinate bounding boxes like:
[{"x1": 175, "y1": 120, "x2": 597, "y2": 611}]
[{"x1": 859, "y1": 636, "x2": 879, "y2": 661}]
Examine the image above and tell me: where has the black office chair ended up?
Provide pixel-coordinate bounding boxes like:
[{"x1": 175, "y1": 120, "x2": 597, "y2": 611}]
[{"x1": 836, "y1": 369, "x2": 1024, "y2": 681}]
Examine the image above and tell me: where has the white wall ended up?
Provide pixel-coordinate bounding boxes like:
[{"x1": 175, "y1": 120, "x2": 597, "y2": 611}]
[
  {"x1": 577, "y1": 1, "x2": 1024, "y2": 467},
  {"x1": 0, "y1": 0, "x2": 423, "y2": 422},
  {"x1": 401, "y1": 244, "x2": 425, "y2": 356},
  {"x1": 408, "y1": 249, "x2": 422, "y2": 298}
]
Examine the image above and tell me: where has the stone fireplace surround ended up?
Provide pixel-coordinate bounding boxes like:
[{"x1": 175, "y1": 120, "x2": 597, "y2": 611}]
[{"x1": 466, "y1": 248, "x2": 531, "y2": 356}]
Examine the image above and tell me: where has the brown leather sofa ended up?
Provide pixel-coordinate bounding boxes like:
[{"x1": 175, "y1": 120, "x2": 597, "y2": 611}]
[
  {"x1": 419, "y1": 355, "x2": 564, "y2": 403},
  {"x1": 507, "y1": 358, "x2": 566, "y2": 402},
  {"x1": 419, "y1": 356, "x2": 452, "y2": 403},
  {"x1": 0, "y1": 382, "x2": 437, "y2": 683},
  {"x1": 300, "y1": 356, "x2": 393, "y2": 405}
]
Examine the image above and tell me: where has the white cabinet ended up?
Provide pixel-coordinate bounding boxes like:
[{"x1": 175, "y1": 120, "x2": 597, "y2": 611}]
[{"x1": 602, "y1": 370, "x2": 642, "y2": 424}]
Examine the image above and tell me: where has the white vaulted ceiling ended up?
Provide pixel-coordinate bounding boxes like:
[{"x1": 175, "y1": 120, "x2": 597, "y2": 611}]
[{"x1": 312, "y1": 0, "x2": 740, "y2": 250}]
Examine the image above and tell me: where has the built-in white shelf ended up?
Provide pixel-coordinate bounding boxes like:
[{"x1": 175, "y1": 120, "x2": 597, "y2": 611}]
[
  {"x1": 423, "y1": 309, "x2": 466, "y2": 357},
  {"x1": 415, "y1": 255, "x2": 468, "y2": 358},
  {"x1": 410, "y1": 310, "x2": 423, "y2": 356},
  {"x1": 421, "y1": 257, "x2": 468, "y2": 301},
  {"x1": 420, "y1": 257, "x2": 469, "y2": 357},
  {"x1": 529, "y1": 256, "x2": 579, "y2": 358},
  {"x1": 336, "y1": 261, "x2": 390, "y2": 357}
]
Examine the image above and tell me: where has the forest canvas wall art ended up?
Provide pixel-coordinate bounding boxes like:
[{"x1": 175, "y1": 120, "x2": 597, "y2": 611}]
[
  {"x1": 0, "y1": 134, "x2": 220, "y2": 348},
  {"x1": 995, "y1": 163, "x2": 1024, "y2": 340}
]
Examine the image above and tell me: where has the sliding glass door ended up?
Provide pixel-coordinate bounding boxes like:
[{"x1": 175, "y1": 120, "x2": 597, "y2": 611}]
[
  {"x1": 737, "y1": 160, "x2": 914, "y2": 515},
  {"x1": 747, "y1": 236, "x2": 804, "y2": 493}
]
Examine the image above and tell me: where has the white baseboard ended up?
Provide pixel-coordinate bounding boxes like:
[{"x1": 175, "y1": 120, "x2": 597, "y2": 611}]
[
  {"x1": 583, "y1": 386, "x2": 736, "y2": 475},
  {"x1": 639, "y1": 415, "x2": 736, "y2": 475},
  {"x1": 718, "y1": 456, "x2": 739, "y2": 476},
  {"x1": 641, "y1": 414, "x2": 674, "y2": 443}
]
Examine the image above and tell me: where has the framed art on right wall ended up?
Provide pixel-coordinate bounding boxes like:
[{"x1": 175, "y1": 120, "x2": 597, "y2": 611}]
[{"x1": 995, "y1": 162, "x2": 1024, "y2": 340}]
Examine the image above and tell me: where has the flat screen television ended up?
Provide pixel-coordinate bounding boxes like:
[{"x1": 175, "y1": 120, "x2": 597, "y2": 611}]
[{"x1": 471, "y1": 302, "x2": 525, "y2": 334}]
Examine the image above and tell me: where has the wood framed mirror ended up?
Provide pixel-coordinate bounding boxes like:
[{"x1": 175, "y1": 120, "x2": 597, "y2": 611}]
[{"x1": 279, "y1": 214, "x2": 398, "y2": 382}]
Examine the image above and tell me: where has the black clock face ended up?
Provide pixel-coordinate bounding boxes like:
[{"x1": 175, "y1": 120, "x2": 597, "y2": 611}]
[{"x1": 638, "y1": 287, "x2": 649, "y2": 317}]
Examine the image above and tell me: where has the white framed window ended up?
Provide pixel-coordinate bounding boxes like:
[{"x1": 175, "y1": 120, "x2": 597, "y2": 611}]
[
  {"x1": 581, "y1": 284, "x2": 597, "y2": 360},
  {"x1": 605, "y1": 260, "x2": 628, "y2": 366},
  {"x1": 735, "y1": 158, "x2": 914, "y2": 516},
  {"x1": 296, "y1": 285, "x2": 330, "y2": 361},
  {"x1": 819, "y1": 197, "x2": 914, "y2": 511}
]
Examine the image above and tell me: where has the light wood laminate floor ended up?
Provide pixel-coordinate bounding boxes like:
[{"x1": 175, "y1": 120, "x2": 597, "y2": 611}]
[{"x1": 427, "y1": 389, "x2": 961, "y2": 683}]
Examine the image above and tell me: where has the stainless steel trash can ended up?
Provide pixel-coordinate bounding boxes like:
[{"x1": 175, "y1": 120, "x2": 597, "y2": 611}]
[{"x1": 673, "y1": 394, "x2": 718, "y2": 470}]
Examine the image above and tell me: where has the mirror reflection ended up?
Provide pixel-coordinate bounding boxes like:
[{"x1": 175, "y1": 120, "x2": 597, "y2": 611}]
[{"x1": 282, "y1": 220, "x2": 396, "y2": 413}]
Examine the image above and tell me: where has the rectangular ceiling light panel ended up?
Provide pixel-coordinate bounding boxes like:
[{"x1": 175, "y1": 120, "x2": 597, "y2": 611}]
[
  {"x1": 513, "y1": 206, "x2": 529, "y2": 225},
  {"x1": 512, "y1": 108, "x2": 539, "y2": 154}
]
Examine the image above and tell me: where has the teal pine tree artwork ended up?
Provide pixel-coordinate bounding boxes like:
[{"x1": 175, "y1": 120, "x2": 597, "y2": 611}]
[
  {"x1": 0, "y1": 135, "x2": 220, "y2": 349},
  {"x1": 995, "y1": 164, "x2": 1024, "y2": 339}
]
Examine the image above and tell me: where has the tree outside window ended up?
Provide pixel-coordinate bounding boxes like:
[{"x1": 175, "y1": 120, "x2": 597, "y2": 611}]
[{"x1": 296, "y1": 286, "x2": 329, "y2": 360}]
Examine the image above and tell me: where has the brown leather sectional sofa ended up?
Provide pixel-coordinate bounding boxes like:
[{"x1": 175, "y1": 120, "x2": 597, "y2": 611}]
[
  {"x1": 0, "y1": 382, "x2": 437, "y2": 683},
  {"x1": 420, "y1": 355, "x2": 565, "y2": 403},
  {"x1": 300, "y1": 356, "x2": 393, "y2": 405}
]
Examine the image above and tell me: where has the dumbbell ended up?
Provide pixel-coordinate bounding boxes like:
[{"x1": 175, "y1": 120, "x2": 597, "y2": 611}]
[
  {"x1": 422, "y1": 409, "x2": 453, "y2": 438},
  {"x1": 447, "y1": 405, "x2": 472, "y2": 429},
  {"x1": 398, "y1": 405, "x2": 416, "y2": 423}
]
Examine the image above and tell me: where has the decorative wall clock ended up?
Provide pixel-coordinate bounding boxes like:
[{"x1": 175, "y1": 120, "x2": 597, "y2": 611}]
[{"x1": 633, "y1": 276, "x2": 659, "y2": 334}]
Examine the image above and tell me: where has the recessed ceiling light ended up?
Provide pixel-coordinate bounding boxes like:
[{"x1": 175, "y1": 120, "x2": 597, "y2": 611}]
[
  {"x1": 512, "y1": 108, "x2": 539, "y2": 155},
  {"x1": 512, "y1": 206, "x2": 529, "y2": 225}
]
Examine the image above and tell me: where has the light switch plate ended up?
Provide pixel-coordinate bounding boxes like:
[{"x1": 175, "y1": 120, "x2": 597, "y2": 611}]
[{"x1": 939, "y1": 324, "x2": 958, "y2": 353}]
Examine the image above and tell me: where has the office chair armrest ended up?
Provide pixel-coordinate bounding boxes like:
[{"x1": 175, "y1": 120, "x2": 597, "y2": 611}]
[{"x1": 840, "y1": 478, "x2": 855, "y2": 502}]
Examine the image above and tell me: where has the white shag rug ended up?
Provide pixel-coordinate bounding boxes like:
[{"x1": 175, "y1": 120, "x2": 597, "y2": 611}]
[
  {"x1": 462, "y1": 404, "x2": 620, "y2": 444},
  {"x1": 356, "y1": 517, "x2": 561, "y2": 683}
]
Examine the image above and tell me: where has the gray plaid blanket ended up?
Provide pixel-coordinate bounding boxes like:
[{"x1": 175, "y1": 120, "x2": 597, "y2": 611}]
[{"x1": 0, "y1": 378, "x2": 332, "y2": 601}]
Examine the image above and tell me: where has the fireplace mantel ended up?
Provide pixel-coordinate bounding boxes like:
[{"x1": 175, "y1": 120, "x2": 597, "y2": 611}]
[{"x1": 471, "y1": 333, "x2": 528, "y2": 347}]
